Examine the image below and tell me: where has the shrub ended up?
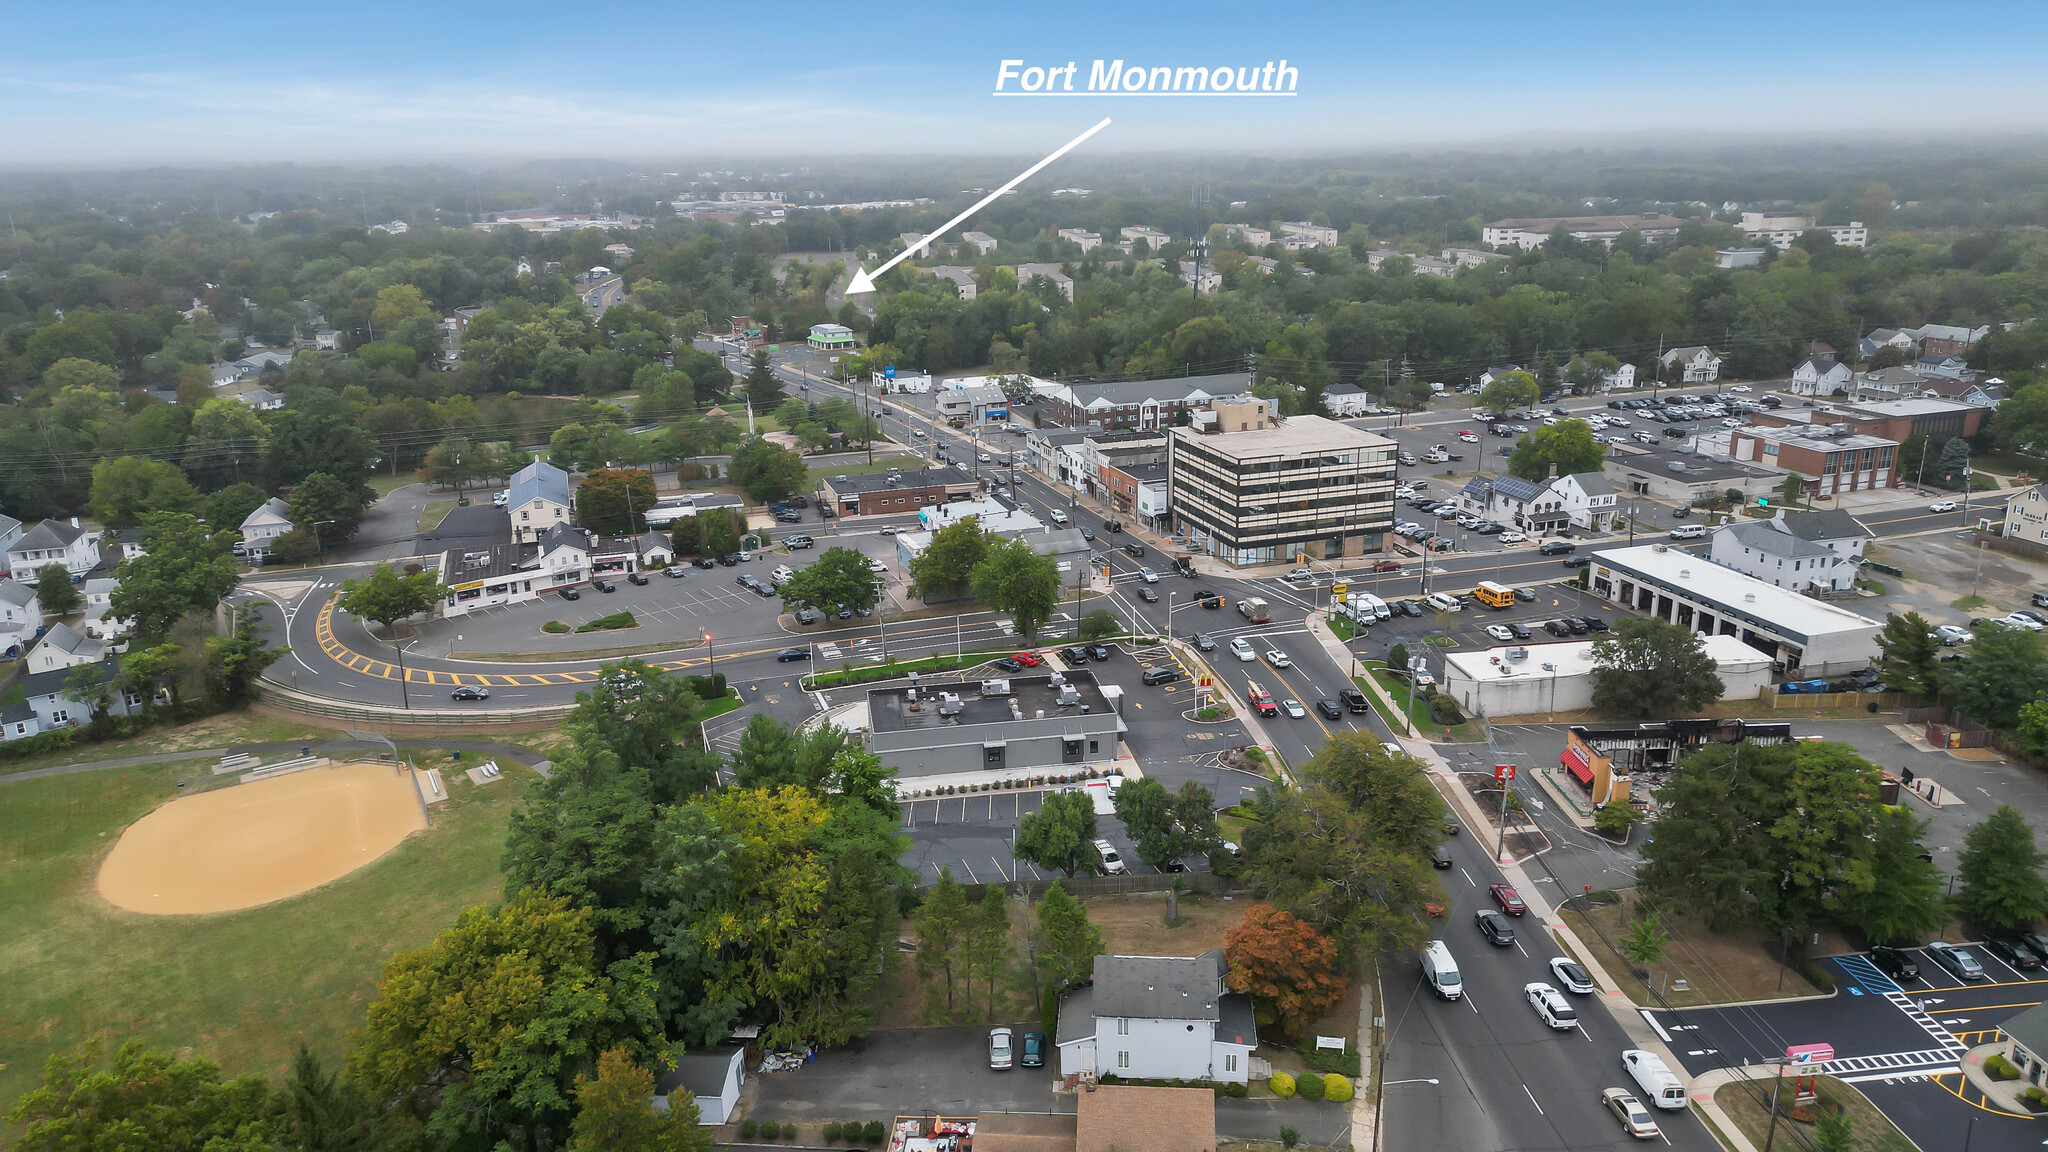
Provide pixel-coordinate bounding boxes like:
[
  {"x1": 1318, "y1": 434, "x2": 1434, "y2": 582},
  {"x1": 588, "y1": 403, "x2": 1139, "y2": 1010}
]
[
  {"x1": 1225, "y1": 1082, "x2": 1248, "y2": 1098},
  {"x1": 2027, "y1": 1085, "x2": 2048, "y2": 1112},
  {"x1": 1280, "y1": 1126, "x2": 1300, "y2": 1149},
  {"x1": 1322, "y1": 1074, "x2": 1354, "y2": 1103},
  {"x1": 863, "y1": 1120, "x2": 886, "y2": 1144},
  {"x1": 1427, "y1": 693, "x2": 1465, "y2": 726},
  {"x1": 1989, "y1": 1054, "x2": 2022, "y2": 1081},
  {"x1": 824, "y1": 1121, "x2": 843, "y2": 1142},
  {"x1": 1303, "y1": 1047, "x2": 1362, "y2": 1078},
  {"x1": 541, "y1": 620, "x2": 570, "y2": 634},
  {"x1": 1296, "y1": 1071, "x2": 1326, "y2": 1101},
  {"x1": 574, "y1": 610, "x2": 636, "y2": 633},
  {"x1": 740, "y1": 1120, "x2": 759, "y2": 1140},
  {"x1": 1797, "y1": 958, "x2": 1836, "y2": 993},
  {"x1": 1269, "y1": 1071, "x2": 1297, "y2": 1098}
]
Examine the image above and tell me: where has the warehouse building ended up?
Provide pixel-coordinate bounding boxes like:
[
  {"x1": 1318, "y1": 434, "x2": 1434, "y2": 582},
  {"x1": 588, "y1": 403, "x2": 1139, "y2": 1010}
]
[
  {"x1": 1440, "y1": 634, "x2": 1774, "y2": 721},
  {"x1": 1587, "y1": 545, "x2": 1882, "y2": 675},
  {"x1": 866, "y1": 672, "x2": 1126, "y2": 778}
]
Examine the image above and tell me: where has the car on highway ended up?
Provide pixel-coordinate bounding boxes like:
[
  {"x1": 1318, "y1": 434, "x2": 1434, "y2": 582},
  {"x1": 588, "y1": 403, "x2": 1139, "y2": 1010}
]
[
  {"x1": 775, "y1": 647, "x2": 810, "y2": 662},
  {"x1": 1561, "y1": 556, "x2": 1592, "y2": 568},
  {"x1": 1525, "y1": 983, "x2": 1579, "y2": 1030},
  {"x1": 1230, "y1": 637, "x2": 1257, "y2": 661},
  {"x1": 1600, "y1": 1088, "x2": 1660, "y2": 1140},
  {"x1": 1048, "y1": 509, "x2": 1069, "y2": 525},
  {"x1": 1316, "y1": 698, "x2": 1343, "y2": 720},
  {"x1": 1193, "y1": 633, "x2": 1217, "y2": 652},
  {"x1": 1930, "y1": 500, "x2": 1959, "y2": 512},
  {"x1": 1476, "y1": 909, "x2": 1516, "y2": 946},
  {"x1": 1869, "y1": 945, "x2": 1919, "y2": 983},
  {"x1": 1927, "y1": 941, "x2": 1987, "y2": 982},
  {"x1": 1985, "y1": 934, "x2": 2044, "y2": 971},
  {"x1": 879, "y1": 525, "x2": 899, "y2": 536},
  {"x1": 1080, "y1": 527, "x2": 1095, "y2": 540},
  {"x1": 1371, "y1": 559, "x2": 1402, "y2": 572},
  {"x1": 1194, "y1": 590, "x2": 1222, "y2": 608},
  {"x1": 1339, "y1": 687, "x2": 1369, "y2": 712},
  {"x1": 1549, "y1": 956, "x2": 1595, "y2": 994},
  {"x1": 988, "y1": 1027, "x2": 1013, "y2": 1070},
  {"x1": 1485, "y1": 624, "x2": 1515, "y2": 642},
  {"x1": 1138, "y1": 586, "x2": 1159, "y2": 602},
  {"x1": 450, "y1": 686, "x2": 491, "y2": 701},
  {"x1": 559, "y1": 587, "x2": 581, "y2": 600},
  {"x1": 1264, "y1": 648, "x2": 1292, "y2": 668},
  {"x1": 1282, "y1": 698, "x2": 1307, "y2": 719},
  {"x1": 1490, "y1": 883, "x2": 1528, "y2": 916}
]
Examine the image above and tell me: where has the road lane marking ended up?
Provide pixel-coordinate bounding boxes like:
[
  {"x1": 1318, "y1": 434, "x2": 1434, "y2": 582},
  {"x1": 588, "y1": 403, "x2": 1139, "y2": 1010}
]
[{"x1": 1522, "y1": 1085, "x2": 1544, "y2": 1115}]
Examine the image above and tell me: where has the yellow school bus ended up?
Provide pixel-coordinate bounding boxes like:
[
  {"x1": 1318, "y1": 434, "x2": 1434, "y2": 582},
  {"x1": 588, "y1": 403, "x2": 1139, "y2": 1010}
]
[{"x1": 1472, "y1": 580, "x2": 1516, "y2": 609}]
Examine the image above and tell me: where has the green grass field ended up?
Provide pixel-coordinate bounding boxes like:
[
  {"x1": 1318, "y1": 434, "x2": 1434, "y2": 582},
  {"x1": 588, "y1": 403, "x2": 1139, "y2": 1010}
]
[{"x1": 0, "y1": 752, "x2": 527, "y2": 1111}]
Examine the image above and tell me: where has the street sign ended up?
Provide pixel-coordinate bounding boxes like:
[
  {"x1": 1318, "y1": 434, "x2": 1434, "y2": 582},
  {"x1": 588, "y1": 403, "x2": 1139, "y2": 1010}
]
[
  {"x1": 1331, "y1": 583, "x2": 1348, "y2": 599},
  {"x1": 884, "y1": 365, "x2": 897, "y2": 379},
  {"x1": 1785, "y1": 1043, "x2": 1834, "y2": 1064},
  {"x1": 1494, "y1": 764, "x2": 1516, "y2": 783},
  {"x1": 1198, "y1": 674, "x2": 1212, "y2": 687}
]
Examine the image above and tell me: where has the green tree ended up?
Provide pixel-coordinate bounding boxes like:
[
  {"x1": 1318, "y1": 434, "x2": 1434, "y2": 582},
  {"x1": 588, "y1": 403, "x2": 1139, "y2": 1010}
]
[
  {"x1": 1476, "y1": 369, "x2": 1538, "y2": 416},
  {"x1": 968, "y1": 888, "x2": 1014, "y2": 1020},
  {"x1": 1845, "y1": 806, "x2": 1948, "y2": 946},
  {"x1": 35, "y1": 562, "x2": 80, "y2": 615},
  {"x1": 907, "y1": 516, "x2": 990, "y2": 602},
  {"x1": 915, "y1": 868, "x2": 971, "y2": 1016},
  {"x1": 2020, "y1": 699, "x2": 2048, "y2": 759},
  {"x1": 1876, "y1": 611, "x2": 1943, "y2": 698},
  {"x1": 1945, "y1": 621, "x2": 2048, "y2": 729},
  {"x1": 727, "y1": 437, "x2": 807, "y2": 503},
  {"x1": 288, "y1": 470, "x2": 371, "y2": 545},
  {"x1": 970, "y1": 536, "x2": 1061, "y2": 638},
  {"x1": 201, "y1": 605, "x2": 282, "y2": 708},
  {"x1": 261, "y1": 410, "x2": 378, "y2": 495},
  {"x1": 1014, "y1": 790, "x2": 1100, "y2": 877},
  {"x1": 1594, "y1": 801, "x2": 1642, "y2": 841},
  {"x1": 1778, "y1": 471, "x2": 1804, "y2": 508},
  {"x1": 575, "y1": 467, "x2": 658, "y2": 535},
  {"x1": 87, "y1": 456, "x2": 202, "y2": 527},
  {"x1": 1077, "y1": 608, "x2": 1120, "y2": 640},
  {"x1": 781, "y1": 546, "x2": 881, "y2": 613},
  {"x1": 1814, "y1": 1107, "x2": 1853, "y2": 1152},
  {"x1": 1956, "y1": 805, "x2": 2048, "y2": 933},
  {"x1": 1506, "y1": 419, "x2": 1605, "y2": 481},
  {"x1": 349, "y1": 891, "x2": 661, "y2": 1151},
  {"x1": 1936, "y1": 436, "x2": 1972, "y2": 487},
  {"x1": 1301, "y1": 734, "x2": 1445, "y2": 851},
  {"x1": 1034, "y1": 882, "x2": 1105, "y2": 991},
  {"x1": 730, "y1": 712, "x2": 797, "y2": 788},
  {"x1": 1242, "y1": 780, "x2": 1439, "y2": 962},
  {"x1": 339, "y1": 564, "x2": 448, "y2": 637},
  {"x1": 1563, "y1": 351, "x2": 1621, "y2": 392},
  {"x1": 204, "y1": 482, "x2": 268, "y2": 534},
  {"x1": 1620, "y1": 912, "x2": 1669, "y2": 968},
  {"x1": 699, "y1": 508, "x2": 741, "y2": 557},
  {"x1": 568, "y1": 1048, "x2": 713, "y2": 1152},
  {"x1": 1588, "y1": 618, "x2": 1725, "y2": 717},
  {"x1": 743, "y1": 348, "x2": 785, "y2": 410},
  {"x1": 108, "y1": 513, "x2": 239, "y2": 641},
  {"x1": 7, "y1": 1040, "x2": 286, "y2": 1152},
  {"x1": 1114, "y1": 776, "x2": 1193, "y2": 868}
]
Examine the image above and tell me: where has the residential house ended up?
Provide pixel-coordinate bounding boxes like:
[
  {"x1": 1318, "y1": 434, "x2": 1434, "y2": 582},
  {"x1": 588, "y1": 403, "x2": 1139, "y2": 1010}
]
[
  {"x1": 2003, "y1": 484, "x2": 2048, "y2": 546},
  {"x1": 20, "y1": 661, "x2": 142, "y2": 731},
  {"x1": 1055, "y1": 951, "x2": 1256, "y2": 1084},
  {"x1": 961, "y1": 230, "x2": 999, "y2": 255},
  {"x1": 1228, "y1": 224, "x2": 1271, "y2": 247},
  {"x1": 507, "y1": 460, "x2": 574, "y2": 544},
  {"x1": 1321, "y1": 381, "x2": 1374, "y2": 417},
  {"x1": 1790, "y1": 356, "x2": 1854, "y2": 397},
  {"x1": 1455, "y1": 475, "x2": 1576, "y2": 536},
  {"x1": 1859, "y1": 328, "x2": 1919, "y2": 359},
  {"x1": 1907, "y1": 323, "x2": 1992, "y2": 356},
  {"x1": 1600, "y1": 362, "x2": 1638, "y2": 391},
  {"x1": 636, "y1": 531, "x2": 677, "y2": 567},
  {"x1": 1478, "y1": 366, "x2": 1524, "y2": 389},
  {"x1": 0, "y1": 703, "x2": 41, "y2": 742},
  {"x1": 1716, "y1": 248, "x2": 1767, "y2": 268},
  {"x1": 1014, "y1": 263, "x2": 1075, "y2": 301},
  {"x1": 1809, "y1": 340, "x2": 1838, "y2": 360},
  {"x1": 1178, "y1": 261, "x2": 1221, "y2": 293},
  {"x1": 930, "y1": 266, "x2": 978, "y2": 301},
  {"x1": 1708, "y1": 509, "x2": 1872, "y2": 593},
  {"x1": 110, "y1": 527, "x2": 146, "y2": 562},
  {"x1": 0, "y1": 513, "x2": 22, "y2": 555},
  {"x1": 1659, "y1": 346, "x2": 1723, "y2": 383},
  {"x1": 1911, "y1": 353, "x2": 1972, "y2": 383},
  {"x1": 80, "y1": 576, "x2": 132, "y2": 640},
  {"x1": 1851, "y1": 365, "x2": 1921, "y2": 401},
  {"x1": 235, "y1": 388, "x2": 286, "y2": 411},
  {"x1": 8, "y1": 520, "x2": 100, "y2": 583},
  {"x1": 1056, "y1": 228, "x2": 1101, "y2": 253},
  {"x1": 897, "y1": 233, "x2": 931, "y2": 259},
  {"x1": 314, "y1": 330, "x2": 341, "y2": 350},
  {"x1": 27, "y1": 622, "x2": 113, "y2": 673},
  {"x1": 1025, "y1": 428, "x2": 1089, "y2": 485},
  {"x1": 1550, "y1": 471, "x2": 1620, "y2": 532},
  {"x1": 0, "y1": 581, "x2": 39, "y2": 656},
  {"x1": 651, "y1": 1049, "x2": 746, "y2": 1126},
  {"x1": 239, "y1": 498, "x2": 294, "y2": 561}
]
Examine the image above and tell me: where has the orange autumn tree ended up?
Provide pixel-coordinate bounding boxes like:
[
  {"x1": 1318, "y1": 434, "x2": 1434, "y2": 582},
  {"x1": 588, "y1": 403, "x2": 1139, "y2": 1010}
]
[{"x1": 1223, "y1": 903, "x2": 1349, "y2": 1038}]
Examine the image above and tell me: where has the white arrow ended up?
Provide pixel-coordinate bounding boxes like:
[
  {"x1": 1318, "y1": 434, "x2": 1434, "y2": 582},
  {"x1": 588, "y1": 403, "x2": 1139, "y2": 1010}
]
[{"x1": 845, "y1": 117, "x2": 1112, "y2": 296}]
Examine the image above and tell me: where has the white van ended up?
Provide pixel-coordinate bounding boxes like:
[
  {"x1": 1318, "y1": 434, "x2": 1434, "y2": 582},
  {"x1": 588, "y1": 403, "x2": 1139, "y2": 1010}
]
[
  {"x1": 1353, "y1": 593, "x2": 1392, "y2": 621},
  {"x1": 1421, "y1": 940, "x2": 1463, "y2": 1000},
  {"x1": 1621, "y1": 1050, "x2": 1688, "y2": 1111},
  {"x1": 1424, "y1": 592, "x2": 1462, "y2": 613},
  {"x1": 1667, "y1": 524, "x2": 1707, "y2": 541}
]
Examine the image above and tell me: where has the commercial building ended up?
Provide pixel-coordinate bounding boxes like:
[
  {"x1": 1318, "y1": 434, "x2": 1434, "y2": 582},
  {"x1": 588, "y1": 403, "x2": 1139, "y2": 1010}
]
[
  {"x1": 1097, "y1": 442, "x2": 1171, "y2": 528},
  {"x1": 1726, "y1": 424, "x2": 1897, "y2": 498},
  {"x1": 1603, "y1": 445, "x2": 1783, "y2": 505},
  {"x1": 439, "y1": 544, "x2": 545, "y2": 617},
  {"x1": 865, "y1": 671, "x2": 1125, "y2": 778},
  {"x1": 1561, "y1": 718, "x2": 1793, "y2": 807},
  {"x1": 2004, "y1": 484, "x2": 2048, "y2": 546},
  {"x1": 1440, "y1": 634, "x2": 1775, "y2": 722},
  {"x1": 640, "y1": 492, "x2": 745, "y2": 528},
  {"x1": 806, "y1": 323, "x2": 856, "y2": 352},
  {"x1": 821, "y1": 466, "x2": 977, "y2": 517},
  {"x1": 1026, "y1": 428, "x2": 1090, "y2": 485},
  {"x1": 961, "y1": 230, "x2": 999, "y2": 255},
  {"x1": 1039, "y1": 372, "x2": 1252, "y2": 433},
  {"x1": 1481, "y1": 213, "x2": 1689, "y2": 250},
  {"x1": 936, "y1": 384, "x2": 1010, "y2": 427},
  {"x1": 1707, "y1": 509, "x2": 1871, "y2": 592},
  {"x1": 1168, "y1": 401, "x2": 1397, "y2": 565},
  {"x1": 893, "y1": 522, "x2": 1090, "y2": 585},
  {"x1": 1056, "y1": 952, "x2": 1255, "y2": 1085},
  {"x1": 1587, "y1": 544, "x2": 1883, "y2": 675}
]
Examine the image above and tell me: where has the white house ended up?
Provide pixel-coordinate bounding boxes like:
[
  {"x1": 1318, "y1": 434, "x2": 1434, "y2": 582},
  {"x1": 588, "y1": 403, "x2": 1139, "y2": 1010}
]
[
  {"x1": 1911, "y1": 353, "x2": 1972, "y2": 382},
  {"x1": 239, "y1": 497, "x2": 294, "y2": 560},
  {"x1": 2004, "y1": 484, "x2": 2048, "y2": 546},
  {"x1": 19, "y1": 662, "x2": 142, "y2": 731},
  {"x1": 1015, "y1": 263, "x2": 1075, "y2": 301},
  {"x1": 1550, "y1": 472, "x2": 1620, "y2": 533},
  {"x1": 0, "y1": 581, "x2": 40, "y2": 655},
  {"x1": 1600, "y1": 362, "x2": 1637, "y2": 392},
  {"x1": 1791, "y1": 356, "x2": 1854, "y2": 397},
  {"x1": 1852, "y1": 366, "x2": 1921, "y2": 401},
  {"x1": 0, "y1": 702, "x2": 42, "y2": 742},
  {"x1": 1478, "y1": 365, "x2": 1524, "y2": 389},
  {"x1": 80, "y1": 576, "x2": 132, "y2": 640},
  {"x1": 1121, "y1": 225, "x2": 1172, "y2": 252},
  {"x1": 897, "y1": 232, "x2": 932, "y2": 259},
  {"x1": 508, "y1": 460, "x2": 574, "y2": 544},
  {"x1": 0, "y1": 513, "x2": 25, "y2": 555},
  {"x1": 234, "y1": 388, "x2": 287, "y2": 411},
  {"x1": 1229, "y1": 224, "x2": 1272, "y2": 247},
  {"x1": 636, "y1": 531, "x2": 677, "y2": 567},
  {"x1": 535, "y1": 523, "x2": 590, "y2": 587},
  {"x1": 1179, "y1": 261, "x2": 1221, "y2": 293},
  {"x1": 8, "y1": 520, "x2": 101, "y2": 583},
  {"x1": 652, "y1": 1048, "x2": 745, "y2": 1126},
  {"x1": 1708, "y1": 509, "x2": 1872, "y2": 593},
  {"x1": 1659, "y1": 346, "x2": 1723, "y2": 383},
  {"x1": 1057, "y1": 951, "x2": 1256, "y2": 1085},
  {"x1": 27, "y1": 622, "x2": 113, "y2": 673},
  {"x1": 1859, "y1": 328, "x2": 1918, "y2": 359},
  {"x1": 930, "y1": 266, "x2": 978, "y2": 301},
  {"x1": 1321, "y1": 381, "x2": 1374, "y2": 417}
]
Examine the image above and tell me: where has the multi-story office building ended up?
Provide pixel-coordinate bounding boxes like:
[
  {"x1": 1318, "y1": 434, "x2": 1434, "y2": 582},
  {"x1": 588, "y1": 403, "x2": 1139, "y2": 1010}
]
[{"x1": 1167, "y1": 399, "x2": 1396, "y2": 566}]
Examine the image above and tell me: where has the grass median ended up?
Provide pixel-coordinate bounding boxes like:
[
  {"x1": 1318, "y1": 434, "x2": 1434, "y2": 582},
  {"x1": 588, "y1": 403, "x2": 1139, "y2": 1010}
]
[{"x1": 805, "y1": 648, "x2": 1017, "y2": 689}]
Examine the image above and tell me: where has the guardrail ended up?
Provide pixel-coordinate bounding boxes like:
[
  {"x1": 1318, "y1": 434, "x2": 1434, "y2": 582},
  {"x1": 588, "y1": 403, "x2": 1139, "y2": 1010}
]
[{"x1": 257, "y1": 680, "x2": 576, "y2": 725}]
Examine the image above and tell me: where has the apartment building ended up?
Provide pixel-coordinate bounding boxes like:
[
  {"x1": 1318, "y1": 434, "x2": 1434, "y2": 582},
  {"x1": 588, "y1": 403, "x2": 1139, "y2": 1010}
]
[
  {"x1": 1038, "y1": 372, "x2": 1250, "y2": 432},
  {"x1": 1120, "y1": 225, "x2": 1172, "y2": 252},
  {"x1": 1276, "y1": 221, "x2": 1339, "y2": 249},
  {"x1": 1738, "y1": 212, "x2": 1868, "y2": 249},
  {"x1": 1480, "y1": 213, "x2": 1689, "y2": 250},
  {"x1": 1168, "y1": 401, "x2": 1397, "y2": 566},
  {"x1": 1056, "y1": 228, "x2": 1102, "y2": 253}
]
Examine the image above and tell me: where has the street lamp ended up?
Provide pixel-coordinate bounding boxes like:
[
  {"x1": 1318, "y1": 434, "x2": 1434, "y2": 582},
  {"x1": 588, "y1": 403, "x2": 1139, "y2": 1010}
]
[
  {"x1": 312, "y1": 519, "x2": 337, "y2": 561},
  {"x1": 704, "y1": 632, "x2": 715, "y2": 678}
]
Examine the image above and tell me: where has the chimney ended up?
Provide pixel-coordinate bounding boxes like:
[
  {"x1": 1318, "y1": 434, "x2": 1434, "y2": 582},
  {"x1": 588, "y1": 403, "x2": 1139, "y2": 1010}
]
[
  {"x1": 1547, "y1": 462, "x2": 1559, "y2": 481},
  {"x1": 70, "y1": 517, "x2": 79, "y2": 528}
]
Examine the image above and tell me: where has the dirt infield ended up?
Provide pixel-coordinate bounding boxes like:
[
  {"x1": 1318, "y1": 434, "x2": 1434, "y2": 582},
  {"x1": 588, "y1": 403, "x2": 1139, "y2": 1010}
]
[{"x1": 96, "y1": 761, "x2": 428, "y2": 915}]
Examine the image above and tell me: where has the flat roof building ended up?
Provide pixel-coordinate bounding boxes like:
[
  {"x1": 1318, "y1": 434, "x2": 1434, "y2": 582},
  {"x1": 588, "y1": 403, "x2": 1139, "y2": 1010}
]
[
  {"x1": 1727, "y1": 424, "x2": 1898, "y2": 498},
  {"x1": 821, "y1": 466, "x2": 977, "y2": 517},
  {"x1": 1588, "y1": 544, "x2": 1882, "y2": 675},
  {"x1": 1441, "y1": 634, "x2": 1774, "y2": 727},
  {"x1": 867, "y1": 672, "x2": 1125, "y2": 779},
  {"x1": 1482, "y1": 213, "x2": 1689, "y2": 250},
  {"x1": 1169, "y1": 407, "x2": 1397, "y2": 566},
  {"x1": 1040, "y1": 372, "x2": 1252, "y2": 434},
  {"x1": 1603, "y1": 445, "x2": 1785, "y2": 505}
]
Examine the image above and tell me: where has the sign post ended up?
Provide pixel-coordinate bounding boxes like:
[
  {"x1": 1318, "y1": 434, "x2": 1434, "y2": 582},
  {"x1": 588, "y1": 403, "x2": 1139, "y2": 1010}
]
[{"x1": 1493, "y1": 764, "x2": 1516, "y2": 864}]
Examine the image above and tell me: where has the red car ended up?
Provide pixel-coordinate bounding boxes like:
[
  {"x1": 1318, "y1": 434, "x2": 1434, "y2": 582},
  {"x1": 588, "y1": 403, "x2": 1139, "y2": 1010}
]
[
  {"x1": 1490, "y1": 883, "x2": 1527, "y2": 916},
  {"x1": 1012, "y1": 651, "x2": 1043, "y2": 667},
  {"x1": 1371, "y1": 560, "x2": 1403, "y2": 572}
]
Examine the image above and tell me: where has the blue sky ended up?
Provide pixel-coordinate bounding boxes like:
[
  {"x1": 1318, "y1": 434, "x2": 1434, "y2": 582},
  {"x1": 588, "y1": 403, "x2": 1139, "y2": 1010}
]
[{"x1": 7, "y1": 1, "x2": 2048, "y2": 164}]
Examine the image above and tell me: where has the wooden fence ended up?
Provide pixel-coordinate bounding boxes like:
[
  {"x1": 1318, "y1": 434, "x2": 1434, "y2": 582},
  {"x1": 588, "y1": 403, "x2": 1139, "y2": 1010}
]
[{"x1": 1753, "y1": 689, "x2": 1910, "y2": 711}]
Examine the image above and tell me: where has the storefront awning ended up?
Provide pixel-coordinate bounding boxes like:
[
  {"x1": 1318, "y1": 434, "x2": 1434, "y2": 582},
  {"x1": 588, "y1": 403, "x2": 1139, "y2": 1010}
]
[{"x1": 1560, "y1": 746, "x2": 1594, "y2": 786}]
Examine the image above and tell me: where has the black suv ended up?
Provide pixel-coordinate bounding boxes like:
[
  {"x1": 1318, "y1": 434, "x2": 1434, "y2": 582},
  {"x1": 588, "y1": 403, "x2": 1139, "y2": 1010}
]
[
  {"x1": 1476, "y1": 910, "x2": 1516, "y2": 946},
  {"x1": 1868, "y1": 945, "x2": 1919, "y2": 983},
  {"x1": 1338, "y1": 687, "x2": 1369, "y2": 713},
  {"x1": 1061, "y1": 646, "x2": 1092, "y2": 666},
  {"x1": 1543, "y1": 619, "x2": 1573, "y2": 637},
  {"x1": 1122, "y1": 541, "x2": 1146, "y2": 558}
]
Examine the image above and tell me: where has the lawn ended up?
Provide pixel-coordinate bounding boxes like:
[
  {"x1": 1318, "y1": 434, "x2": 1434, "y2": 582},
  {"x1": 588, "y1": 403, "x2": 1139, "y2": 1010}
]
[
  {"x1": 417, "y1": 500, "x2": 456, "y2": 532},
  {"x1": 1569, "y1": 889, "x2": 1824, "y2": 1007},
  {"x1": 805, "y1": 648, "x2": 1015, "y2": 689},
  {"x1": 0, "y1": 753, "x2": 529, "y2": 1109},
  {"x1": 1715, "y1": 1076, "x2": 1915, "y2": 1152},
  {"x1": 1363, "y1": 667, "x2": 1486, "y2": 742},
  {"x1": 0, "y1": 713, "x2": 344, "y2": 778}
]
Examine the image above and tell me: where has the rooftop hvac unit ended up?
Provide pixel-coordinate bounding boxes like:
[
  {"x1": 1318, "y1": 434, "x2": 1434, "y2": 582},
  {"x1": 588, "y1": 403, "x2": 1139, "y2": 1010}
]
[
  {"x1": 1651, "y1": 543, "x2": 1669, "y2": 553},
  {"x1": 1667, "y1": 461, "x2": 1689, "y2": 472}
]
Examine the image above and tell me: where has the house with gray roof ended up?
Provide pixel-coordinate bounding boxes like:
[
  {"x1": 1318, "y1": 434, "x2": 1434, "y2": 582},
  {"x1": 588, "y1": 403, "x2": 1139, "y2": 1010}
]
[
  {"x1": 1321, "y1": 381, "x2": 1373, "y2": 417},
  {"x1": 0, "y1": 580, "x2": 39, "y2": 655},
  {"x1": 239, "y1": 497, "x2": 293, "y2": 560},
  {"x1": 508, "y1": 460, "x2": 573, "y2": 544},
  {"x1": 28, "y1": 622, "x2": 113, "y2": 673},
  {"x1": 0, "y1": 513, "x2": 22, "y2": 555},
  {"x1": 1791, "y1": 356, "x2": 1853, "y2": 397},
  {"x1": 1988, "y1": 1002, "x2": 2048, "y2": 1090},
  {"x1": 1055, "y1": 951, "x2": 1256, "y2": 1085},
  {"x1": 1040, "y1": 372, "x2": 1253, "y2": 433},
  {"x1": 1708, "y1": 509, "x2": 1871, "y2": 592},
  {"x1": 8, "y1": 519, "x2": 100, "y2": 583},
  {"x1": 19, "y1": 661, "x2": 142, "y2": 731},
  {"x1": 1455, "y1": 475, "x2": 1570, "y2": 535},
  {"x1": 1551, "y1": 471, "x2": 1620, "y2": 532}
]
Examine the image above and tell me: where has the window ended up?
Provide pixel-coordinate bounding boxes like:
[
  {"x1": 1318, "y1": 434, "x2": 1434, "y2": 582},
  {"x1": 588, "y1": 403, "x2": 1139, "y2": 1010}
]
[
  {"x1": 1117, "y1": 1051, "x2": 1130, "y2": 1069},
  {"x1": 521, "y1": 511, "x2": 530, "y2": 520},
  {"x1": 1225, "y1": 1054, "x2": 1239, "y2": 1073},
  {"x1": 50, "y1": 709, "x2": 69, "y2": 724},
  {"x1": 1116, "y1": 1018, "x2": 1130, "y2": 1035}
]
